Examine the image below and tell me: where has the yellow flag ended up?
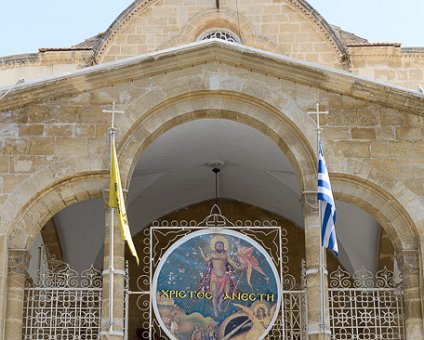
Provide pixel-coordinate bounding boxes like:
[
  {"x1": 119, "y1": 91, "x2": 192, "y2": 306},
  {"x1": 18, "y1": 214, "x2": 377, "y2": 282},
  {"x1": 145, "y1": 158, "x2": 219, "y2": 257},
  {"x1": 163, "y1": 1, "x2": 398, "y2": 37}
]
[{"x1": 109, "y1": 139, "x2": 139, "y2": 265}]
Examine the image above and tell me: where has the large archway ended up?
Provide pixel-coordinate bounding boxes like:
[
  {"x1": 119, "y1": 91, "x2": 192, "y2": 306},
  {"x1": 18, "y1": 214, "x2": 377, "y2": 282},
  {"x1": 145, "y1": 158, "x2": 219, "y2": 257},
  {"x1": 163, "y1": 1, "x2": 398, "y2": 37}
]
[{"x1": 4, "y1": 84, "x2": 423, "y2": 340}]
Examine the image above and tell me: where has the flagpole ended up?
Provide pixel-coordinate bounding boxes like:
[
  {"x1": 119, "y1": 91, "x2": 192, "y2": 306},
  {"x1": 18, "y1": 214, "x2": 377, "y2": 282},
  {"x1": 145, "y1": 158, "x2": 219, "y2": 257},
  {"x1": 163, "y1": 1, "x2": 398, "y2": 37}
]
[
  {"x1": 317, "y1": 109, "x2": 325, "y2": 331},
  {"x1": 314, "y1": 102, "x2": 327, "y2": 331},
  {"x1": 104, "y1": 102, "x2": 139, "y2": 335},
  {"x1": 104, "y1": 101, "x2": 124, "y2": 334},
  {"x1": 108, "y1": 108, "x2": 116, "y2": 334}
]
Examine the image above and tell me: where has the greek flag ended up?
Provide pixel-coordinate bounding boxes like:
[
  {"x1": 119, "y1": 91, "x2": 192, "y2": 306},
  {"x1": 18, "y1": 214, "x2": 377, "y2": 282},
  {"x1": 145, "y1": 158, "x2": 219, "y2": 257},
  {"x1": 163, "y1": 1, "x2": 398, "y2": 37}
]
[{"x1": 317, "y1": 144, "x2": 339, "y2": 255}]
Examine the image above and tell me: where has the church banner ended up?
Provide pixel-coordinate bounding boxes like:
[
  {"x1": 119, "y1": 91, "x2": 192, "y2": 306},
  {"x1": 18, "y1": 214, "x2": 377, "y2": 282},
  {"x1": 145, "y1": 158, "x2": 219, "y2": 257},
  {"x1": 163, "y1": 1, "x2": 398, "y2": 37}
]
[{"x1": 152, "y1": 229, "x2": 281, "y2": 340}]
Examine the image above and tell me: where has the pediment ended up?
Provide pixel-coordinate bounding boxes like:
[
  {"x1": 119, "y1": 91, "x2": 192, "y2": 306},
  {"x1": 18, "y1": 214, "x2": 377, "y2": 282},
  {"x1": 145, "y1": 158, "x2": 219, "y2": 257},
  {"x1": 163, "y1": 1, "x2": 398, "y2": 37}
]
[
  {"x1": 94, "y1": 0, "x2": 347, "y2": 68},
  {"x1": 0, "y1": 40, "x2": 422, "y2": 116}
]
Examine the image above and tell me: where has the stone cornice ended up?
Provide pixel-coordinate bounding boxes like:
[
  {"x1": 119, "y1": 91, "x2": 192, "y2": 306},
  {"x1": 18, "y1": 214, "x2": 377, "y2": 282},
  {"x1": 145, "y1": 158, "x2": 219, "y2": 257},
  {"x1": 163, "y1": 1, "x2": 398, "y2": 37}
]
[
  {"x1": 0, "y1": 53, "x2": 40, "y2": 66},
  {"x1": 0, "y1": 39, "x2": 423, "y2": 115},
  {"x1": 0, "y1": 50, "x2": 94, "y2": 67}
]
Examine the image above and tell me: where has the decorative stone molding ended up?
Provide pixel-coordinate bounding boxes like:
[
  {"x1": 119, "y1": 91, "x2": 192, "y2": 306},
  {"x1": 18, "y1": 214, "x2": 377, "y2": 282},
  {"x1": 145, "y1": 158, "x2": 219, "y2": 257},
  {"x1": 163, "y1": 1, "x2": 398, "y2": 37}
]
[
  {"x1": 396, "y1": 249, "x2": 420, "y2": 273},
  {"x1": 8, "y1": 172, "x2": 108, "y2": 249},
  {"x1": 0, "y1": 50, "x2": 93, "y2": 69},
  {"x1": 302, "y1": 192, "x2": 318, "y2": 215},
  {"x1": 8, "y1": 249, "x2": 30, "y2": 277}
]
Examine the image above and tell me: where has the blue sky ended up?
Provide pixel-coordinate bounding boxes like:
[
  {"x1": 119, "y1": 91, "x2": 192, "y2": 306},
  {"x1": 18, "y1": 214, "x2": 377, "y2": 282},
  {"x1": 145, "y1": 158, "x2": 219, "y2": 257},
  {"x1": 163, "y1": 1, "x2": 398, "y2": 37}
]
[
  {"x1": 308, "y1": 0, "x2": 424, "y2": 47},
  {"x1": 0, "y1": 0, "x2": 423, "y2": 57}
]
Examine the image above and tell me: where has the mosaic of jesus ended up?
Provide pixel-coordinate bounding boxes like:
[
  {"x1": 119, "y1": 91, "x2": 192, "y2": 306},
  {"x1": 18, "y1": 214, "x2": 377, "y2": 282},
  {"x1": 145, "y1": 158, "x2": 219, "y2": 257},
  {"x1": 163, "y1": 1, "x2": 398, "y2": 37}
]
[{"x1": 152, "y1": 229, "x2": 281, "y2": 340}]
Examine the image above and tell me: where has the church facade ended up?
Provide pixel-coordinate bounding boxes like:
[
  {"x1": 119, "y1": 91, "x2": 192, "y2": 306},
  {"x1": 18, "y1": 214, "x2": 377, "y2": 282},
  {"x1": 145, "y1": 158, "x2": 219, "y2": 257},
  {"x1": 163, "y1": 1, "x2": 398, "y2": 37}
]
[{"x1": 1, "y1": 1, "x2": 424, "y2": 339}]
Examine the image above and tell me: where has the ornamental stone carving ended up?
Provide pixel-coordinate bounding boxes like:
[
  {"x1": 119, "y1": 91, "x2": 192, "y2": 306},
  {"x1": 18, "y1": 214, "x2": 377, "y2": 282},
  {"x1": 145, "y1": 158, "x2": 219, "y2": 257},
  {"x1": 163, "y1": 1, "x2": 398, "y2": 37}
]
[
  {"x1": 8, "y1": 249, "x2": 30, "y2": 277},
  {"x1": 302, "y1": 192, "x2": 318, "y2": 216}
]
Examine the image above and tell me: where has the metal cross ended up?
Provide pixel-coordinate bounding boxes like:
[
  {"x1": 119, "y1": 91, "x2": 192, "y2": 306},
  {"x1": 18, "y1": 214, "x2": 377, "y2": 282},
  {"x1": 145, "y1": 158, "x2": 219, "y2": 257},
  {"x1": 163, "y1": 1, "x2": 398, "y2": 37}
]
[
  {"x1": 102, "y1": 102, "x2": 125, "y2": 129},
  {"x1": 308, "y1": 101, "x2": 329, "y2": 149},
  {"x1": 307, "y1": 102, "x2": 329, "y2": 131}
]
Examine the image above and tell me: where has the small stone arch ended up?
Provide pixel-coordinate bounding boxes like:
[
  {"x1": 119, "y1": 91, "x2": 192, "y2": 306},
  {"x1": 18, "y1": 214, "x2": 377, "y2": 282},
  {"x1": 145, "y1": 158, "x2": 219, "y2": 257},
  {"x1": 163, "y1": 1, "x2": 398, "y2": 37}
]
[
  {"x1": 179, "y1": 9, "x2": 256, "y2": 43},
  {"x1": 331, "y1": 173, "x2": 418, "y2": 252},
  {"x1": 8, "y1": 171, "x2": 108, "y2": 250},
  {"x1": 158, "y1": 8, "x2": 282, "y2": 54}
]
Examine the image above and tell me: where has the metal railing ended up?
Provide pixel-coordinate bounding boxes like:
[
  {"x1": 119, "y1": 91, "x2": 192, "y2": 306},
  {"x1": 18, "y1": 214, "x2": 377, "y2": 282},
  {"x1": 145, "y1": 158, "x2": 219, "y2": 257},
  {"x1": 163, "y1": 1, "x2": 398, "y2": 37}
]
[
  {"x1": 328, "y1": 267, "x2": 405, "y2": 340},
  {"x1": 23, "y1": 257, "x2": 102, "y2": 340}
]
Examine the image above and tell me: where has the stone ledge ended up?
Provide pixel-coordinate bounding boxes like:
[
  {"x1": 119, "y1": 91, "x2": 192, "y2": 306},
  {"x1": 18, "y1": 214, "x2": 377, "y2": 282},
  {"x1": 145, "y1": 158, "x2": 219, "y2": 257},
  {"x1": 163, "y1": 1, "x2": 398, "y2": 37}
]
[{"x1": 0, "y1": 39, "x2": 423, "y2": 116}]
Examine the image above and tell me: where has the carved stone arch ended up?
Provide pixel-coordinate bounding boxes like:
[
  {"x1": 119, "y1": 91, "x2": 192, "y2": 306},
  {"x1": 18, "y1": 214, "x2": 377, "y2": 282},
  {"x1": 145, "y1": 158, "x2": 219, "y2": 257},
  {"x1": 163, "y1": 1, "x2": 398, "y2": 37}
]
[
  {"x1": 331, "y1": 174, "x2": 418, "y2": 252},
  {"x1": 115, "y1": 91, "x2": 317, "y2": 204},
  {"x1": 3, "y1": 152, "x2": 109, "y2": 246},
  {"x1": 178, "y1": 9, "x2": 255, "y2": 42},
  {"x1": 7, "y1": 171, "x2": 108, "y2": 250},
  {"x1": 158, "y1": 8, "x2": 282, "y2": 54}
]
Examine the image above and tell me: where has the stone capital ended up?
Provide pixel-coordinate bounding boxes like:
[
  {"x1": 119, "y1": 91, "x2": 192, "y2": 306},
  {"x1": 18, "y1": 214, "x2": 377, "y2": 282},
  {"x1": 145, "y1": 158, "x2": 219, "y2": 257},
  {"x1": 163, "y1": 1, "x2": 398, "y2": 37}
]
[
  {"x1": 396, "y1": 249, "x2": 420, "y2": 274},
  {"x1": 301, "y1": 192, "x2": 318, "y2": 216},
  {"x1": 8, "y1": 249, "x2": 30, "y2": 277}
]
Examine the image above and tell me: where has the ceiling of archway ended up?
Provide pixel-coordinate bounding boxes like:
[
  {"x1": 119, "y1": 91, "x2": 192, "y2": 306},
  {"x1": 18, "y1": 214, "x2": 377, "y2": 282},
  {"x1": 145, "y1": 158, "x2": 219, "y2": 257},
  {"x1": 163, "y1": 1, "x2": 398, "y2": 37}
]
[
  {"x1": 46, "y1": 118, "x2": 381, "y2": 276},
  {"x1": 127, "y1": 119, "x2": 302, "y2": 228}
]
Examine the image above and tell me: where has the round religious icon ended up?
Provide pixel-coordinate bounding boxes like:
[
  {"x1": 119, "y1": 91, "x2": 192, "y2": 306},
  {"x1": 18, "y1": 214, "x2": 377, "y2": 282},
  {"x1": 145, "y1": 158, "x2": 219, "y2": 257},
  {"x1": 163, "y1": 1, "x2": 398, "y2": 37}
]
[{"x1": 152, "y1": 229, "x2": 281, "y2": 340}]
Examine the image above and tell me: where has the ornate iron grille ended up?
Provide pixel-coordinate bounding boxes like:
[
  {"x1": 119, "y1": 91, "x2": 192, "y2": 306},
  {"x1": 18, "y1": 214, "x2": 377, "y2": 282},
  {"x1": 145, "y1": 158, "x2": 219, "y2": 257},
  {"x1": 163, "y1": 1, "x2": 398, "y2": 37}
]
[
  {"x1": 125, "y1": 205, "x2": 307, "y2": 340},
  {"x1": 282, "y1": 289, "x2": 307, "y2": 340},
  {"x1": 328, "y1": 266, "x2": 405, "y2": 340},
  {"x1": 23, "y1": 257, "x2": 103, "y2": 340}
]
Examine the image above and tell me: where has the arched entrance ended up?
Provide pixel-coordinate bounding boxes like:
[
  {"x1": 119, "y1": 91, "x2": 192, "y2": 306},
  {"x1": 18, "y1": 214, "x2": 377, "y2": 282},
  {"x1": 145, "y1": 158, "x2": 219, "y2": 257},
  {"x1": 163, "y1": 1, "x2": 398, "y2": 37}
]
[{"x1": 6, "y1": 91, "x2": 423, "y2": 339}]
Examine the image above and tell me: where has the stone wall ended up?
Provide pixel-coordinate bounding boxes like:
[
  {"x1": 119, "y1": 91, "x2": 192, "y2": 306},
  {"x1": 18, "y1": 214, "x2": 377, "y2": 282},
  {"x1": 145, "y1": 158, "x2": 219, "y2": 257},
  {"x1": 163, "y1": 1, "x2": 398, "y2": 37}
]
[
  {"x1": 97, "y1": 0, "x2": 342, "y2": 67},
  {"x1": 0, "y1": 44, "x2": 421, "y2": 251},
  {"x1": 0, "y1": 50, "x2": 93, "y2": 87},
  {"x1": 0, "y1": 41, "x2": 422, "y2": 340},
  {"x1": 349, "y1": 45, "x2": 424, "y2": 90}
]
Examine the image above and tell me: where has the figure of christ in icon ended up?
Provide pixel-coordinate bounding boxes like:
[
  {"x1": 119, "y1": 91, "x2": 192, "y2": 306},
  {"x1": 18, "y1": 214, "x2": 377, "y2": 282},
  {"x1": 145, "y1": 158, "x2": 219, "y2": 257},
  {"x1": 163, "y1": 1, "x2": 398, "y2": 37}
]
[{"x1": 197, "y1": 236, "x2": 244, "y2": 318}]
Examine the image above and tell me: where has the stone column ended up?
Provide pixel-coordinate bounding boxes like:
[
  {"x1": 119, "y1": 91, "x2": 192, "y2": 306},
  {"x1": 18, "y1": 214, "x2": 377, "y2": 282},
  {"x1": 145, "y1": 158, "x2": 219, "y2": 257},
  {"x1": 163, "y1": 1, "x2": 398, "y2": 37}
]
[
  {"x1": 302, "y1": 193, "x2": 331, "y2": 340},
  {"x1": 5, "y1": 249, "x2": 30, "y2": 340},
  {"x1": 0, "y1": 235, "x2": 8, "y2": 340},
  {"x1": 396, "y1": 250, "x2": 424, "y2": 339},
  {"x1": 101, "y1": 190, "x2": 126, "y2": 340}
]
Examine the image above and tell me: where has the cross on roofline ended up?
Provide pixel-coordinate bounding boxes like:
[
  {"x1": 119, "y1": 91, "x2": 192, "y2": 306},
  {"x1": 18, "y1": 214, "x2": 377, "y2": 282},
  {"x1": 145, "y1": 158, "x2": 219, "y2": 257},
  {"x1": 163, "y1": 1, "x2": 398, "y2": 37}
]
[{"x1": 103, "y1": 101, "x2": 125, "y2": 129}]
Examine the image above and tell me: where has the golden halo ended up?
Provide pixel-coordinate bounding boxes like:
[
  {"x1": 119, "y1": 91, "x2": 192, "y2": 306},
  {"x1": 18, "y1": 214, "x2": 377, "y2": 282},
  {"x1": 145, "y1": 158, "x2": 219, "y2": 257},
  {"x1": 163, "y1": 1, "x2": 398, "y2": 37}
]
[
  {"x1": 210, "y1": 235, "x2": 230, "y2": 251},
  {"x1": 252, "y1": 301, "x2": 269, "y2": 316}
]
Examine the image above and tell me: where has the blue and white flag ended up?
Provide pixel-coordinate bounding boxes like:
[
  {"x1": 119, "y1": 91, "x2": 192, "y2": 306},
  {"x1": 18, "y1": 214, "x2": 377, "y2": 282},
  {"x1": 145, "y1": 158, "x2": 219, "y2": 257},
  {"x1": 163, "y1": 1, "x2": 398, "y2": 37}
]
[{"x1": 317, "y1": 144, "x2": 339, "y2": 256}]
